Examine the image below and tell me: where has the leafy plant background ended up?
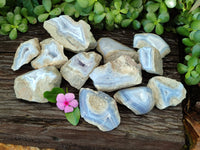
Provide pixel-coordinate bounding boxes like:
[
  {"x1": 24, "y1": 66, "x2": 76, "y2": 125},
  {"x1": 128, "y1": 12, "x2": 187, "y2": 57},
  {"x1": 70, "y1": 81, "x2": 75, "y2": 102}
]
[{"x1": 0, "y1": 0, "x2": 200, "y2": 86}]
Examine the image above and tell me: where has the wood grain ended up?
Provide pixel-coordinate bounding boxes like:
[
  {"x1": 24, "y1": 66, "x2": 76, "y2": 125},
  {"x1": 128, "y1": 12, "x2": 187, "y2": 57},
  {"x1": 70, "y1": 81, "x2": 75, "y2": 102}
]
[{"x1": 0, "y1": 24, "x2": 184, "y2": 150}]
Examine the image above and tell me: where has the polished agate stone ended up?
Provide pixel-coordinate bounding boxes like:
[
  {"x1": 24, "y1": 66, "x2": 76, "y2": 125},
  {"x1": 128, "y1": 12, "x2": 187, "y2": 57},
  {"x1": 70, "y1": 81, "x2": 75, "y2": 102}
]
[
  {"x1": 89, "y1": 55, "x2": 142, "y2": 92},
  {"x1": 133, "y1": 33, "x2": 171, "y2": 58},
  {"x1": 114, "y1": 87, "x2": 155, "y2": 115},
  {"x1": 138, "y1": 47, "x2": 163, "y2": 75},
  {"x1": 14, "y1": 66, "x2": 62, "y2": 103},
  {"x1": 147, "y1": 76, "x2": 186, "y2": 109},
  {"x1": 97, "y1": 37, "x2": 138, "y2": 63},
  {"x1": 43, "y1": 15, "x2": 96, "y2": 53},
  {"x1": 31, "y1": 38, "x2": 68, "y2": 69},
  {"x1": 79, "y1": 88, "x2": 120, "y2": 131},
  {"x1": 11, "y1": 38, "x2": 40, "y2": 71},
  {"x1": 60, "y1": 52, "x2": 102, "y2": 89}
]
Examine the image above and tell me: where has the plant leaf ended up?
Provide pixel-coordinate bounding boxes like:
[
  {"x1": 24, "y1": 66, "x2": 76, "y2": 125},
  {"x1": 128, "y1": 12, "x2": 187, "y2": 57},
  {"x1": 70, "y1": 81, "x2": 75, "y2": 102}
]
[
  {"x1": 0, "y1": 0, "x2": 6, "y2": 8},
  {"x1": 42, "y1": 0, "x2": 52, "y2": 12},
  {"x1": 177, "y1": 63, "x2": 188, "y2": 74},
  {"x1": 65, "y1": 107, "x2": 80, "y2": 126},
  {"x1": 43, "y1": 87, "x2": 65, "y2": 103}
]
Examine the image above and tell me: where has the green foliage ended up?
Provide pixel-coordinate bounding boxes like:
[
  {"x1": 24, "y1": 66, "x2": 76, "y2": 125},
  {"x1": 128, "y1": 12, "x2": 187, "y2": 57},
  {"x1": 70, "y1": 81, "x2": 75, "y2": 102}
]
[
  {"x1": 43, "y1": 87, "x2": 65, "y2": 103},
  {"x1": 65, "y1": 107, "x2": 80, "y2": 126}
]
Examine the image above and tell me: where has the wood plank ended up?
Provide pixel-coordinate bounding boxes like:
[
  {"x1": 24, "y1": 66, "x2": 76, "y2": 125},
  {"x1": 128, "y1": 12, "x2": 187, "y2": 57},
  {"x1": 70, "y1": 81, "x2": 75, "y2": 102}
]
[{"x1": 0, "y1": 24, "x2": 184, "y2": 150}]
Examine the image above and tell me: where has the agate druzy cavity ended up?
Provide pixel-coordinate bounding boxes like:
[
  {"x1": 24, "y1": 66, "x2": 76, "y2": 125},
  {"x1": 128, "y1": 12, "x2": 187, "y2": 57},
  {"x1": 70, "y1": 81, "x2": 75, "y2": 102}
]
[
  {"x1": 133, "y1": 33, "x2": 171, "y2": 58},
  {"x1": 43, "y1": 15, "x2": 96, "y2": 53},
  {"x1": 14, "y1": 66, "x2": 62, "y2": 103},
  {"x1": 79, "y1": 88, "x2": 120, "y2": 131},
  {"x1": 147, "y1": 76, "x2": 186, "y2": 109},
  {"x1": 114, "y1": 87, "x2": 155, "y2": 115}
]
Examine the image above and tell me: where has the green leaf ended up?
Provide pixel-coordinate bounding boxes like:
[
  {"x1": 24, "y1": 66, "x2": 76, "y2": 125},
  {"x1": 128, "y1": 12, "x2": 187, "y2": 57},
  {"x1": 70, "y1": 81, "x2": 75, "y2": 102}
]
[
  {"x1": 193, "y1": 30, "x2": 200, "y2": 43},
  {"x1": 147, "y1": 3, "x2": 160, "y2": 12},
  {"x1": 0, "y1": 16, "x2": 7, "y2": 25},
  {"x1": 176, "y1": 26, "x2": 190, "y2": 36},
  {"x1": 155, "y1": 23, "x2": 164, "y2": 35},
  {"x1": 14, "y1": 14, "x2": 22, "y2": 26},
  {"x1": 64, "y1": 4, "x2": 75, "y2": 16},
  {"x1": 185, "y1": 55, "x2": 192, "y2": 61},
  {"x1": 158, "y1": 12, "x2": 170, "y2": 23},
  {"x1": 1, "y1": 24, "x2": 11, "y2": 33},
  {"x1": 188, "y1": 56, "x2": 199, "y2": 67},
  {"x1": 114, "y1": 13, "x2": 123, "y2": 24},
  {"x1": 27, "y1": 16, "x2": 37, "y2": 24},
  {"x1": 0, "y1": 0, "x2": 6, "y2": 8},
  {"x1": 165, "y1": 0, "x2": 176, "y2": 8},
  {"x1": 185, "y1": 47, "x2": 192, "y2": 54},
  {"x1": 17, "y1": 23, "x2": 28, "y2": 33},
  {"x1": 0, "y1": 29, "x2": 8, "y2": 35},
  {"x1": 38, "y1": 13, "x2": 49, "y2": 22},
  {"x1": 159, "y1": 2, "x2": 168, "y2": 13},
  {"x1": 94, "y1": 13, "x2": 106, "y2": 24},
  {"x1": 9, "y1": 28, "x2": 17, "y2": 40},
  {"x1": 131, "y1": 0, "x2": 142, "y2": 8},
  {"x1": 131, "y1": 11, "x2": 140, "y2": 20},
  {"x1": 65, "y1": 0, "x2": 74, "y2": 2},
  {"x1": 144, "y1": 22, "x2": 155, "y2": 33},
  {"x1": 23, "y1": 0, "x2": 34, "y2": 16},
  {"x1": 88, "y1": 12, "x2": 94, "y2": 21},
  {"x1": 192, "y1": 43, "x2": 200, "y2": 57},
  {"x1": 7, "y1": 12, "x2": 14, "y2": 24},
  {"x1": 191, "y1": 20, "x2": 200, "y2": 30},
  {"x1": 77, "y1": 0, "x2": 89, "y2": 8},
  {"x1": 182, "y1": 38, "x2": 195, "y2": 47},
  {"x1": 65, "y1": 107, "x2": 80, "y2": 126},
  {"x1": 185, "y1": 76, "x2": 200, "y2": 85},
  {"x1": 196, "y1": 64, "x2": 200, "y2": 73},
  {"x1": 191, "y1": 70, "x2": 199, "y2": 78},
  {"x1": 42, "y1": 0, "x2": 52, "y2": 12},
  {"x1": 49, "y1": 8, "x2": 61, "y2": 16},
  {"x1": 177, "y1": 63, "x2": 188, "y2": 74},
  {"x1": 121, "y1": 19, "x2": 132, "y2": 28},
  {"x1": 21, "y1": 8, "x2": 28, "y2": 17},
  {"x1": 146, "y1": 12, "x2": 157, "y2": 22},
  {"x1": 132, "y1": 20, "x2": 141, "y2": 30},
  {"x1": 106, "y1": 11, "x2": 114, "y2": 25},
  {"x1": 14, "y1": 7, "x2": 21, "y2": 14},
  {"x1": 114, "y1": 1, "x2": 121, "y2": 10},
  {"x1": 33, "y1": 5, "x2": 46, "y2": 16},
  {"x1": 94, "y1": 2, "x2": 104, "y2": 14},
  {"x1": 43, "y1": 87, "x2": 65, "y2": 103},
  {"x1": 120, "y1": 9, "x2": 128, "y2": 14}
]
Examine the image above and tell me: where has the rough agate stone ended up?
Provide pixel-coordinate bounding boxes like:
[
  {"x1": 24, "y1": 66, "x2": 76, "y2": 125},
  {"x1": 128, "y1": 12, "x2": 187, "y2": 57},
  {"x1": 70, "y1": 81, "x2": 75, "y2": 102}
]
[
  {"x1": 43, "y1": 15, "x2": 96, "y2": 53},
  {"x1": 114, "y1": 87, "x2": 155, "y2": 115},
  {"x1": 60, "y1": 52, "x2": 102, "y2": 89},
  {"x1": 79, "y1": 88, "x2": 120, "y2": 131},
  {"x1": 133, "y1": 33, "x2": 171, "y2": 58},
  {"x1": 89, "y1": 55, "x2": 142, "y2": 92},
  {"x1": 31, "y1": 38, "x2": 68, "y2": 69},
  {"x1": 11, "y1": 38, "x2": 40, "y2": 71},
  {"x1": 97, "y1": 37, "x2": 138, "y2": 63},
  {"x1": 138, "y1": 47, "x2": 163, "y2": 75},
  {"x1": 14, "y1": 66, "x2": 62, "y2": 103},
  {"x1": 147, "y1": 76, "x2": 186, "y2": 109}
]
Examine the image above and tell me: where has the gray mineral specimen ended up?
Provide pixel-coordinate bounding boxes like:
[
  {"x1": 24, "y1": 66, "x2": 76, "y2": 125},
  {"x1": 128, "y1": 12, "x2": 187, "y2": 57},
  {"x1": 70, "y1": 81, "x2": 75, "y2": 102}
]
[
  {"x1": 79, "y1": 88, "x2": 120, "y2": 131},
  {"x1": 60, "y1": 52, "x2": 102, "y2": 89},
  {"x1": 43, "y1": 15, "x2": 96, "y2": 53},
  {"x1": 11, "y1": 38, "x2": 40, "y2": 71},
  {"x1": 31, "y1": 38, "x2": 68, "y2": 69},
  {"x1": 147, "y1": 76, "x2": 186, "y2": 109},
  {"x1": 89, "y1": 55, "x2": 142, "y2": 92},
  {"x1": 14, "y1": 66, "x2": 62, "y2": 103}
]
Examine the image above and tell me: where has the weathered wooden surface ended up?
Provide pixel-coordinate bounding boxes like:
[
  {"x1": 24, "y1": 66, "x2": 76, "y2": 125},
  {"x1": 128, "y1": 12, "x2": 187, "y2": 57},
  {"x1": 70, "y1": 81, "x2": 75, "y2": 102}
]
[{"x1": 0, "y1": 24, "x2": 184, "y2": 150}]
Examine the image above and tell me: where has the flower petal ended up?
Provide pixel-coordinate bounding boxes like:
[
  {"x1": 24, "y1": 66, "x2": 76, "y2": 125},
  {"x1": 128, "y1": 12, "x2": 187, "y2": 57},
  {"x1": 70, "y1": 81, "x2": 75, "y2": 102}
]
[
  {"x1": 56, "y1": 94, "x2": 65, "y2": 103},
  {"x1": 65, "y1": 93, "x2": 75, "y2": 102},
  {"x1": 64, "y1": 105, "x2": 74, "y2": 113},
  {"x1": 56, "y1": 102, "x2": 65, "y2": 110},
  {"x1": 69, "y1": 99, "x2": 78, "y2": 108}
]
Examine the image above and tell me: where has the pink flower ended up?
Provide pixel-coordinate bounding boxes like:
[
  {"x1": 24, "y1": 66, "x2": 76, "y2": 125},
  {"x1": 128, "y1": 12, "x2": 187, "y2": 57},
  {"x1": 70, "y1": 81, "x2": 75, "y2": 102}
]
[{"x1": 56, "y1": 93, "x2": 78, "y2": 113}]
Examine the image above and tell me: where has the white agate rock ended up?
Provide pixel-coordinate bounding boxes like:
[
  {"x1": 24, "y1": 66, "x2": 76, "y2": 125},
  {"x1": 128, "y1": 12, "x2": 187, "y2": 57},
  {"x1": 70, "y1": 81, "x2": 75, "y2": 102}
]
[
  {"x1": 43, "y1": 15, "x2": 97, "y2": 53},
  {"x1": 97, "y1": 37, "x2": 138, "y2": 63},
  {"x1": 147, "y1": 76, "x2": 186, "y2": 109},
  {"x1": 11, "y1": 38, "x2": 40, "y2": 71},
  {"x1": 89, "y1": 55, "x2": 142, "y2": 92},
  {"x1": 138, "y1": 47, "x2": 163, "y2": 75},
  {"x1": 79, "y1": 88, "x2": 120, "y2": 131},
  {"x1": 31, "y1": 38, "x2": 68, "y2": 69},
  {"x1": 114, "y1": 87, "x2": 155, "y2": 115},
  {"x1": 60, "y1": 52, "x2": 102, "y2": 89},
  {"x1": 133, "y1": 33, "x2": 171, "y2": 58},
  {"x1": 14, "y1": 66, "x2": 62, "y2": 103}
]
